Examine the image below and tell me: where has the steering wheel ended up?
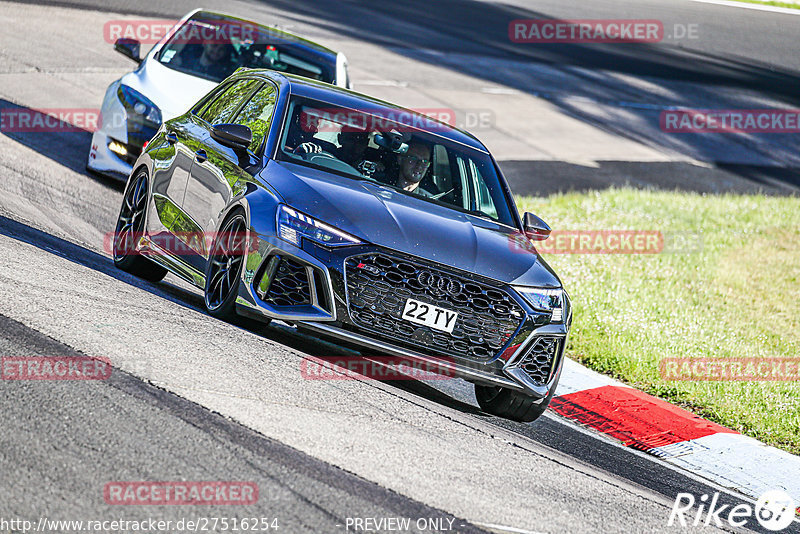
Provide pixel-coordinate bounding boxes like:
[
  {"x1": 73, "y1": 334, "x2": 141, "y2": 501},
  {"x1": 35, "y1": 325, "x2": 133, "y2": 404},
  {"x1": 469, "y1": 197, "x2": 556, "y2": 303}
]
[{"x1": 301, "y1": 150, "x2": 337, "y2": 162}]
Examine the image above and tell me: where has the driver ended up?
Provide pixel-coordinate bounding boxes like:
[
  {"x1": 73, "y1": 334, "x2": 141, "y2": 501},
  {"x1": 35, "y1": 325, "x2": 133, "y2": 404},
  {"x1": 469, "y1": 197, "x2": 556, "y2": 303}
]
[
  {"x1": 395, "y1": 140, "x2": 434, "y2": 197},
  {"x1": 173, "y1": 42, "x2": 237, "y2": 80}
]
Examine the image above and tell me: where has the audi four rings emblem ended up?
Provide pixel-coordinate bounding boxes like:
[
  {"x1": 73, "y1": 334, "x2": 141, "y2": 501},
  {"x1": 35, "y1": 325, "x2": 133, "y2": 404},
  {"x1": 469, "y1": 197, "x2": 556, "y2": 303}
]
[{"x1": 417, "y1": 271, "x2": 462, "y2": 295}]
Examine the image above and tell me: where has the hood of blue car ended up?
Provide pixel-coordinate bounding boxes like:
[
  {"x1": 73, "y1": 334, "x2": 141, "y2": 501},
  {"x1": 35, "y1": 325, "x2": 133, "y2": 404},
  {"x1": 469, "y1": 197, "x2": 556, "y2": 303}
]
[{"x1": 266, "y1": 161, "x2": 561, "y2": 288}]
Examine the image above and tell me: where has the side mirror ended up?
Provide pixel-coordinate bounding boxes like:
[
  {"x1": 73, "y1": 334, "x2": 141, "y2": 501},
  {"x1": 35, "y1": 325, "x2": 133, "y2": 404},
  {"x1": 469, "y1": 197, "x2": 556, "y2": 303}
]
[
  {"x1": 211, "y1": 124, "x2": 252, "y2": 150},
  {"x1": 523, "y1": 212, "x2": 551, "y2": 241},
  {"x1": 114, "y1": 38, "x2": 141, "y2": 64}
]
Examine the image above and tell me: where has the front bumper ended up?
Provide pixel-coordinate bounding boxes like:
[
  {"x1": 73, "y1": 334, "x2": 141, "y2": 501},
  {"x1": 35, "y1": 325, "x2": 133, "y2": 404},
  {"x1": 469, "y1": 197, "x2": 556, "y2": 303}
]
[
  {"x1": 235, "y1": 234, "x2": 570, "y2": 399},
  {"x1": 87, "y1": 130, "x2": 134, "y2": 180}
]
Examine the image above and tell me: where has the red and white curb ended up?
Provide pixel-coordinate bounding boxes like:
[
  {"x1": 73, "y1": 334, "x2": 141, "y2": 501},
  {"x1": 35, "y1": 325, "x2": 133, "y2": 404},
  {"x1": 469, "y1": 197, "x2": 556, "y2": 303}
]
[{"x1": 553, "y1": 358, "x2": 800, "y2": 511}]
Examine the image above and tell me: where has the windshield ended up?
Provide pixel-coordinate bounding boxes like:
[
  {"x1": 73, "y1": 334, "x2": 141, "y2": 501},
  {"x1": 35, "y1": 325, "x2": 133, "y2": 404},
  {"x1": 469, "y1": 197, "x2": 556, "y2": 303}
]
[
  {"x1": 157, "y1": 16, "x2": 335, "y2": 84},
  {"x1": 277, "y1": 97, "x2": 517, "y2": 227}
]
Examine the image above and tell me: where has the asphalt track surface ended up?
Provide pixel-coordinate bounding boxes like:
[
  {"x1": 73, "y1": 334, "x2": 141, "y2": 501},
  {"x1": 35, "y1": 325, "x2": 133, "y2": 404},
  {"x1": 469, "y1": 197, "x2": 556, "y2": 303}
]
[
  {"x1": 0, "y1": 0, "x2": 796, "y2": 533},
  {"x1": 0, "y1": 313, "x2": 488, "y2": 533}
]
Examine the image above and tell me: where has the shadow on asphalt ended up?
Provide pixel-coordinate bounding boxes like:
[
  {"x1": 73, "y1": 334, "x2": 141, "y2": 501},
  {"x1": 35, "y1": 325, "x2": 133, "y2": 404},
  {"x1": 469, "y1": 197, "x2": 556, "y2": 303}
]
[
  {"x1": 271, "y1": 0, "x2": 800, "y2": 97},
  {"x1": 0, "y1": 99, "x2": 124, "y2": 192},
  {"x1": 0, "y1": 214, "x2": 484, "y2": 418},
  {"x1": 269, "y1": 0, "x2": 800, "y2": 191}
]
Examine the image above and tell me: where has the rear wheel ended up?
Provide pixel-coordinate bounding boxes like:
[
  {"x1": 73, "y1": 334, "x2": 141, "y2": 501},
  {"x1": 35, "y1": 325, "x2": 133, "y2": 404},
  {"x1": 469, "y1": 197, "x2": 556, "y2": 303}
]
[
  {"x1": 113, "y1": 169, "x2": 168, "y2": 282},
  {"x1": 204, "y1": 212, "x2": 247, "y2": 321}
]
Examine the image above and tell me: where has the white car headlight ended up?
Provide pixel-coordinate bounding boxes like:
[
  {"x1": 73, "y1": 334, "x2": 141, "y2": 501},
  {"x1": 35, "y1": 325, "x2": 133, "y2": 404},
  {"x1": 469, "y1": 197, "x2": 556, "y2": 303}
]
[
  {"x1": 277, "y1": 205, "x2": 362, "y2": 247},
  {"x1": 514, "y1": 287, "x2": 566, "y2": 322},
  {"x1": 117, "y1": 85, "x2": 161, "y2": 126}
]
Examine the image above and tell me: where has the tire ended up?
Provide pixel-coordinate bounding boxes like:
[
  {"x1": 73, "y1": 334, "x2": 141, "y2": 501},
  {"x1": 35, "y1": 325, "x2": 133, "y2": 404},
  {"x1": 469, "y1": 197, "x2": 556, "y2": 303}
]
[
  {"x1": 475, "y1": 367, "x2": 561, "y2": 423},
  {"x1": 113, "y1": 169, "x2": 168, "y2": 282},
  {"x1": 204, "y1": 211, "x2": 248, "y2": 321}
]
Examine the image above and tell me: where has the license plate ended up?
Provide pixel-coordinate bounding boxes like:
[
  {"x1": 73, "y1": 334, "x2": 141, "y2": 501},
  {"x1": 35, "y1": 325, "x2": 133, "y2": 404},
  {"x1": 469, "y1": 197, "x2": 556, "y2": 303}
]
[{"x1": 401, "y1": 298, "x2": 458, "y2": 333}]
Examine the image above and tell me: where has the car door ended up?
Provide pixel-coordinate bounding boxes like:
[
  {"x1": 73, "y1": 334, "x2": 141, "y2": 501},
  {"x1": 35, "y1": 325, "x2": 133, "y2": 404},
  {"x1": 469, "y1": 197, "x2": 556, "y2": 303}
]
[
  {"x1": 182, "y1": 79, "x2": 279, "y2": 272},
  {"x1": 149, "y1": 80, "x2": 235, "y2": 240}
]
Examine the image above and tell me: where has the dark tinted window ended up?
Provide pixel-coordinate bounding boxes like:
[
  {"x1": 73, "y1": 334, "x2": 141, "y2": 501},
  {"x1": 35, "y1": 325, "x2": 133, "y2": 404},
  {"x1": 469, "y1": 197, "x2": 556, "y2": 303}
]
[{"x1": 277, "y1": 97, "x2": 516, "y2": 227}]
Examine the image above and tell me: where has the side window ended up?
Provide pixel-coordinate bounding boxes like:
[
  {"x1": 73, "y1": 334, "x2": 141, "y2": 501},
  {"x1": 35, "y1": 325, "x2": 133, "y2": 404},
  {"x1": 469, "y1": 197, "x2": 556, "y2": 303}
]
[
  {"x1": 200, "y1": 79, "x2": 260, "y2": 125},
  {"x1": 193, "y1": 81, "x2": 234, "y2": 116},
  {"x1": 233, "y1": 82, "x2": 278, "y2": 154},
  {"x1": 469, "y1": 159, "x2": 499, "y2": 220},
  {"x1": 455, "y1": 157, "x2": 472, "y2": 210}
]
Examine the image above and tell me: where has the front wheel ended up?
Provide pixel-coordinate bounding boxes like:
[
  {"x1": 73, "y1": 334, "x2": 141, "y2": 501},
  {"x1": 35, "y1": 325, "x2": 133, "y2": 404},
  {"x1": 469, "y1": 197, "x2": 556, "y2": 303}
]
[
  {"x1": 475, "y1": 371, "x2": 560, "y2": 423},
  {"x1": 204, "y1": 212, "x2": 248, "y2": 321}
]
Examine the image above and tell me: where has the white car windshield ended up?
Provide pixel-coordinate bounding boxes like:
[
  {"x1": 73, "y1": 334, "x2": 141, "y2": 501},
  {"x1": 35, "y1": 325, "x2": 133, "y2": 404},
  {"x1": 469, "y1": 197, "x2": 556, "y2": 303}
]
[{"x1": 157, "y1": 16, "x2": 335, "y2": 84}]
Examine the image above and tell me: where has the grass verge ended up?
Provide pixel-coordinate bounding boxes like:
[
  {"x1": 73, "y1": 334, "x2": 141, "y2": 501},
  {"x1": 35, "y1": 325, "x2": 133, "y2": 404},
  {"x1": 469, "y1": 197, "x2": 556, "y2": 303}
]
[
  {"x1": 517, "y1": 188, "x2": 800, "y2": 454},
  {"x1": 730, "y1": 0, "x2": 800, "y2": 9}
]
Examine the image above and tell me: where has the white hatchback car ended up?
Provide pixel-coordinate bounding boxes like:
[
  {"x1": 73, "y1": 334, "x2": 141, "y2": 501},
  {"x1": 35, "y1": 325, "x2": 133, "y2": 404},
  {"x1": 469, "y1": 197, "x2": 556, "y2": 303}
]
[{"x1": 88, "y1": 9, "x2": 351, "y2": 180}]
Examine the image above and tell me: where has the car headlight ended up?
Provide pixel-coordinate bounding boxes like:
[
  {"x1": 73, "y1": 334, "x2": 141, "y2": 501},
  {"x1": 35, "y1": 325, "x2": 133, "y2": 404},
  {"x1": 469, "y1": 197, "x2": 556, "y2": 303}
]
[
  {"x1": 277, "y1": 205, "x2": 362, "y2": 247},
  {"x1": 117, "y1": 85, "x2": 161, "y2": 127},
  {"x1": 514, "y1": 287, "x2": 566, "y2": 322}
]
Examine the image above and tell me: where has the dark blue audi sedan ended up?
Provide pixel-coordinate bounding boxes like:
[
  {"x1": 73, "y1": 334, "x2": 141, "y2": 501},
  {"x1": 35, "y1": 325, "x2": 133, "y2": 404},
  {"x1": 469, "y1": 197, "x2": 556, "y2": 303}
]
[{"x1": 112, "y1": 68, "x2": 571, "y2": 422}]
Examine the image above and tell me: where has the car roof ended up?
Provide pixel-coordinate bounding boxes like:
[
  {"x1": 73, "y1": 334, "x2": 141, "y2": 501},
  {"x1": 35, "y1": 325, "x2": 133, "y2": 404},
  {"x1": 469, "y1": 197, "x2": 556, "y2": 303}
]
[
  {"x1": 239, "y1": 70, "x2": 487, "y2": 152},
  {"x1": 187, "y1": 10, "x2": 338, "y2": 60}
]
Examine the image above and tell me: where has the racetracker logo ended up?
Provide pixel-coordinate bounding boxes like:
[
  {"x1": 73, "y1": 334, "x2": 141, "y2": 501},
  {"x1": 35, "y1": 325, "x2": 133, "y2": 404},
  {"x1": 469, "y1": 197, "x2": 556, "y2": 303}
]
[
  {"x1": 103, "y1": 19, "x2": 267, "y2": 45},
  {"x1": 299, "y1": 108, "x2": 458, "y2": 133},
  {"x1": 509, "y1": 19, "x2": 663, "y2": 43},
  {"x1": 0, "y1": 108, "x2": 99, "y2": 133},
  {"x1": 661, "y1": 357, "x2": 800, "y2": 381},
  {"x1": 661, "y1": 109, "x2": 800, "y2": 133},
  {"x1": 669, "y1": 490, "x2": 797, "y2": 531},
  {"x1": 509, "y1": 230, "x2": 664, "y2": 254},
  {"x1": 1, "y1": 356, "x2": 112, "y2": 380},
  {"x1": 104, "y1": 232, "x2": 258, "y2": 256},
  {"x1": 300, "y1": 356, "x2": 455, "y2": 381},
  {"x1": 103, "y1": 481, "x2": 258, "y2": 505}
]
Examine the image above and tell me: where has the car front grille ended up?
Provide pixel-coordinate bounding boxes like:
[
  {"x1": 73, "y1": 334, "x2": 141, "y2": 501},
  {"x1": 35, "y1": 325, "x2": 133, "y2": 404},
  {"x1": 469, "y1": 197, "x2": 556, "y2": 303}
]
[
  {"x1": 344, "y1": 252, "x2": 525, "y2": 360},
  {"x1": 512, "y1": 336, "x2": 561, "y2": 385},
  {"x1": 262, "y1": 257, "x2": 311, "y2": 306}
]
